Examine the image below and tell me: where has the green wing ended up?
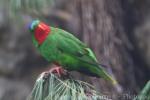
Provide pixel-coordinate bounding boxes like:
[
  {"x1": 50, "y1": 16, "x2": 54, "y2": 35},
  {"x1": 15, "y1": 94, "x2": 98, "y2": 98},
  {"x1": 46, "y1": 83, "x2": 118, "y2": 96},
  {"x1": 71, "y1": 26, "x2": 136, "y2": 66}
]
[
  {"x1": 52, "y1": 27, "x2": 99, "y2": 65},
  {"x1": 55, "y1": 28, "x2": 87, "y2": 47}
]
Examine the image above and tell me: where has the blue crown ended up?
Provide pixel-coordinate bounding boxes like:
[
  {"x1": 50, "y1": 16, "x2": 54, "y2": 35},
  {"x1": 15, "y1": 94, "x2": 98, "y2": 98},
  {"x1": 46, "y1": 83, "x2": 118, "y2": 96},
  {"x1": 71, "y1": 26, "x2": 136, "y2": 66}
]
[{"x1": 29, "y1": 20, "x2": 40, "y2": 32}]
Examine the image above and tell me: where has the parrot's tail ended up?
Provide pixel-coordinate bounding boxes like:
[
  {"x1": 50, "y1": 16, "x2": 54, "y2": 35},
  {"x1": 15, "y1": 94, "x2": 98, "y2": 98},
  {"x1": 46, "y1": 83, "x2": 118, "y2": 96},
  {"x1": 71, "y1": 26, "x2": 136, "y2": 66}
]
[
  {"x1": 78, "y1": 59, "x2": 117, "y2": 85},
  {"x1": 101, "y1": 70, "x2": 117, "y2": 85},
  {"x1": 111, "y1": 78, "x2": 122, "y2": 93},
  {"x1": 76, "y1": 57, "x2": 122, "y2": 92},
  {"x1": 100, "y1": 69, "x2": 122, "y2": 92},
  {"x1": 95, "y1": 63, "x2": 118, "y2": 85}
]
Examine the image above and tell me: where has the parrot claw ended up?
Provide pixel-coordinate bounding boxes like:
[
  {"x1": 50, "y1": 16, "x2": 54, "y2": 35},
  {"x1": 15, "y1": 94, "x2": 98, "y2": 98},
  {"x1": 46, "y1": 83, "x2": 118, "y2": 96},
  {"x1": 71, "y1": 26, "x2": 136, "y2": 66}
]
[{"x1": 49, "y1": 67, "x2": 67, "y2": 77}]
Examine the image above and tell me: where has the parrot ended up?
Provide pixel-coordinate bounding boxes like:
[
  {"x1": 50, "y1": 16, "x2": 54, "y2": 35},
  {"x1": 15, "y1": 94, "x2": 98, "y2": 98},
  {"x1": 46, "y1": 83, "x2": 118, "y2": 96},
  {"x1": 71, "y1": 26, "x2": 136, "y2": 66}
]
[{"x1": 29, "y1": 20, "x2": 117, "y2": 85}]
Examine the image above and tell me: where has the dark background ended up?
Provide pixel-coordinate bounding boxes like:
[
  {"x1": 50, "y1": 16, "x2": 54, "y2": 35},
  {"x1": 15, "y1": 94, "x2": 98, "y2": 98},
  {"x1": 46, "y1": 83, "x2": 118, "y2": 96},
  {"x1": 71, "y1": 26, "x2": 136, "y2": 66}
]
[{"x1": 0, "y1": 0, "x2": 150, "y2": 100}]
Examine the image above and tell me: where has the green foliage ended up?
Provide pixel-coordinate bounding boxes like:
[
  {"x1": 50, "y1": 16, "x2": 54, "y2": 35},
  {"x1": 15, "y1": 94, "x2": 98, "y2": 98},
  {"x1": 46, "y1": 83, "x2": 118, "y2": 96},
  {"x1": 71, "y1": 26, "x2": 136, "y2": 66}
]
[
  {"x1": 27, "y1": 72, "x2": 109, "y2": 100},
  {"x1": 0, "y1": 0, "x2": 55, "y2": 21},
  {"x1": 0, "y1": 0, "x2": 56, "y2": 28},
  {"x1": 134, "y1": 80, "x2": 150, "y2": 100},
  {"x1": 9, "y1": 0, "x2": 55, "y2": 14}
]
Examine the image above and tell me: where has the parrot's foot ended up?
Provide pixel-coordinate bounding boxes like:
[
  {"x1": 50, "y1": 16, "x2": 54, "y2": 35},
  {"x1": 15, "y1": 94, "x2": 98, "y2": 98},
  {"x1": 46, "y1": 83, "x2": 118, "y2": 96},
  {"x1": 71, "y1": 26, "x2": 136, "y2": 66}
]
[{"x1": 49, "y1": 67, "x2": 67, "y2": 77}]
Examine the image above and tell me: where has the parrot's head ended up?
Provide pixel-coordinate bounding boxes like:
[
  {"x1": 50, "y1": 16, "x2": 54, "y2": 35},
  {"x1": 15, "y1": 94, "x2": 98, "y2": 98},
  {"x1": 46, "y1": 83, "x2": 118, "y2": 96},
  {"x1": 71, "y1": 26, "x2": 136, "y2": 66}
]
[{"x1": 29, "y1": 20, "x2": 51, "y2": 45}]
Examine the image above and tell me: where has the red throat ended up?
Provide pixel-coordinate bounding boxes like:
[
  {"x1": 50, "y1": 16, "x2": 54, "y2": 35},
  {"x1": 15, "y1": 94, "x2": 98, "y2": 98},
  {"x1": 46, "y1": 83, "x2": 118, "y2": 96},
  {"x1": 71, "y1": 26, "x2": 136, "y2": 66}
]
[{"x1": 34, "y1": 22, "x2": 51, "y2": 45}]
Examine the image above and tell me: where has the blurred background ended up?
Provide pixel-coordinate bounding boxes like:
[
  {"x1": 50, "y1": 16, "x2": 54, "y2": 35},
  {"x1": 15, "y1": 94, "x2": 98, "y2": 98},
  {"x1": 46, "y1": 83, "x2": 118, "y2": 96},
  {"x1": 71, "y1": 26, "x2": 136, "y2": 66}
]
[{"x1": 0, "y1": 0, "x2": 150, "y2": 100}]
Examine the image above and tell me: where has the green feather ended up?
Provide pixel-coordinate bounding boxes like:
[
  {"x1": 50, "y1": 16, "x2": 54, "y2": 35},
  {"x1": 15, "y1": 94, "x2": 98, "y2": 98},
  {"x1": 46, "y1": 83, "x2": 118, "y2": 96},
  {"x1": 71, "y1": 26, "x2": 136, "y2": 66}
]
[{"x1": 32, "y1": 34, "x2": 39, "y2": 47}]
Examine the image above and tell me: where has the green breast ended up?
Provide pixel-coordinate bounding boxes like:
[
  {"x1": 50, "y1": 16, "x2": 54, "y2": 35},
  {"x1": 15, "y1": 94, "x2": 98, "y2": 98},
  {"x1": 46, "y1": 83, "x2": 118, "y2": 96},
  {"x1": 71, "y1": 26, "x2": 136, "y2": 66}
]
[{"x1": 38, "y1": 34, "x2": 59, "y2": 62}]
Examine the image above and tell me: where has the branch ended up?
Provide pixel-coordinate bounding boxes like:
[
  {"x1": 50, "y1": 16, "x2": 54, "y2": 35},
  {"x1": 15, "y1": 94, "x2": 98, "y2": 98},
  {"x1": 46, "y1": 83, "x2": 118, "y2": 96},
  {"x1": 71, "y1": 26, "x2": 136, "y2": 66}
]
[{"x1": 27, "y1": 71, "x2": 111, "y2": 100}]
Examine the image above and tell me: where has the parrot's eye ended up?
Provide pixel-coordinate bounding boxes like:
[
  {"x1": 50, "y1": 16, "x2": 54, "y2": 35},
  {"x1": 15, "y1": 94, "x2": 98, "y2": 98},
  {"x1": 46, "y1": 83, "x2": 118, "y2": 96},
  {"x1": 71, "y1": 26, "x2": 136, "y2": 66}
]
[{"x1": 29, "y1": 20, "x2": 40, "y2": 32}]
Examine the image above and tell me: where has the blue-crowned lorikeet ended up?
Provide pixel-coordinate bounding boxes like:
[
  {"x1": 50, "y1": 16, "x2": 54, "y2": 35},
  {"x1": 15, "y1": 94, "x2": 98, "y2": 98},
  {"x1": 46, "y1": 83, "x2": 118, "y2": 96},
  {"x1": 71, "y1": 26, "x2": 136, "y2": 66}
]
[{"x1": 29, "y1": 20, "x2": 117, "y2": 85}]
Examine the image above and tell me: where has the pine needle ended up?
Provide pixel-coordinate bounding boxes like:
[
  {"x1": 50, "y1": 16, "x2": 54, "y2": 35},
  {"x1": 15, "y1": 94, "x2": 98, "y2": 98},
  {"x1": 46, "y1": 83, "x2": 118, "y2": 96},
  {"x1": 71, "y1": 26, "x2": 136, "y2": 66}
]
[{"x1": 27, "y1": 72, "x2": 111, "y2": 100}]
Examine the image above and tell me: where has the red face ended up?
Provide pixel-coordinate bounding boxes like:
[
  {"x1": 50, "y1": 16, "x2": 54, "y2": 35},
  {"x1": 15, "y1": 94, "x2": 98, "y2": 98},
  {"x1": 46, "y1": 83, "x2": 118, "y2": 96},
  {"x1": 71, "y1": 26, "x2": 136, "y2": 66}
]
[{"x1": 34, "y1": 22, "x2": 51, "y2": 45}]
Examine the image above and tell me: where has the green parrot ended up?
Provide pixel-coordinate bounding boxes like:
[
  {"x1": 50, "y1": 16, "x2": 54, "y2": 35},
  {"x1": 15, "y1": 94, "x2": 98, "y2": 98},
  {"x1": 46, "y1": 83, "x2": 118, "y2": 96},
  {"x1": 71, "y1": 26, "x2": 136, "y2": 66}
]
[{"x1": 29, "y1": 20, "x2": 117, "y2": 85}]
